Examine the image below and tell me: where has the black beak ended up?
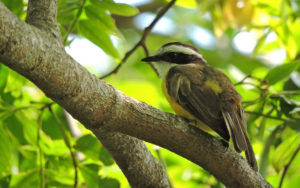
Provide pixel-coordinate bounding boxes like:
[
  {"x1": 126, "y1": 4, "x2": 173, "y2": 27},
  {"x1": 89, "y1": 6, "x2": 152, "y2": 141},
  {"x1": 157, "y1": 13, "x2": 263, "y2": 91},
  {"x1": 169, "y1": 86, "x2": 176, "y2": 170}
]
[{"x1": 141, "y1": 56, "x2": 159, "y2": 62}]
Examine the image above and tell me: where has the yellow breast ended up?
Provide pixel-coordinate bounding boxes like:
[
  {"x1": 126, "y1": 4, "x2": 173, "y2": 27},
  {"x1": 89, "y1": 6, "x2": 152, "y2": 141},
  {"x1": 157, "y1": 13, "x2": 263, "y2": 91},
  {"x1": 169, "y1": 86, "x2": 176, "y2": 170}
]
[{"x1": 162, "y1": 75, "x2": 212, "y2": 131}]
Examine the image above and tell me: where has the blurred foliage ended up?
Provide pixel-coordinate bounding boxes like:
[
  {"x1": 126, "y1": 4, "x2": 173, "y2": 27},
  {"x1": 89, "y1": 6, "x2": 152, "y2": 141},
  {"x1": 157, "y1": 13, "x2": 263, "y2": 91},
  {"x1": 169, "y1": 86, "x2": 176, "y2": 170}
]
[{"x1": 1, "y1": 0, "x2": 300, "y2": 187}]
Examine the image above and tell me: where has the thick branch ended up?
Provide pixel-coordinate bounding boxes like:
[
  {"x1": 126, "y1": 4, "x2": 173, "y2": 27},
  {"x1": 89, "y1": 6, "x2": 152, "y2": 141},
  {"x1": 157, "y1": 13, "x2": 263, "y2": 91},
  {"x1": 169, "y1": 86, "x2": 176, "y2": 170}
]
[
  {"x1": 0, "y1": 3, "x2": 272, "y2": 188},
  {"x1": 96, "y1": 130, "x2": 169, "y2": 187},
  {"x1": 0, "y1": 3, "x2": 169, "y2": 188}
]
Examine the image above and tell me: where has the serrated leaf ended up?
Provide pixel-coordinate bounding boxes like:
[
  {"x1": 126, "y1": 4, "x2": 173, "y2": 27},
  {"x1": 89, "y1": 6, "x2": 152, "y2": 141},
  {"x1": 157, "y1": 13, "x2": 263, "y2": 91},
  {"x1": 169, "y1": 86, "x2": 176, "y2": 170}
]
[
  {"x1": 77, "y1": 19, "x2": 119, "y2": 58},
  {"x1": 85, "y1": 5, "x2": 119, "y2": 36},
  {"x1": 272, "y1": 134, "x2": 300, "y2": 172},
  {"x1": 91, "y1": 0, "x2": 139, "y2": 16},
  {"x1": 0, "y1": 64, "x2": 9, "y2": 94},
  {"x1": 265, "y1": 59, "x2": 300, "y2": 85}
]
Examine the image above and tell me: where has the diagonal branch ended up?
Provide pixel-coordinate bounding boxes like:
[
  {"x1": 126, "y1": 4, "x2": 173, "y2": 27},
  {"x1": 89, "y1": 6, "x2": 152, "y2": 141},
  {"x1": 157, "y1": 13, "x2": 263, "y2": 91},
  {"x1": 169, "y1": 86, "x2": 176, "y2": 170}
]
[
  {"x1": 0, "y1": 3, "x2": 273, "y2": 187},
  {"x1": 0, "y1": 2, "x2": 170, "y2": 187},
  {"x1": 100, "y1": 0, "x2": 177, "y2": 79}
]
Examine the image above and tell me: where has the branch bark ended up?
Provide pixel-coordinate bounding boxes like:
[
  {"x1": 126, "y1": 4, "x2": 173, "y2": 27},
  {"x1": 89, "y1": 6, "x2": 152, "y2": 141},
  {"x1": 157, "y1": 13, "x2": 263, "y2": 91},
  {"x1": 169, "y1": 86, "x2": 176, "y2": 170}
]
[
  {"x1": 0, "y1": 2, "x2": 273, "y2": 188},
  {"x1": 0, "y1": 2, "x2": 169, "y2": 187}
]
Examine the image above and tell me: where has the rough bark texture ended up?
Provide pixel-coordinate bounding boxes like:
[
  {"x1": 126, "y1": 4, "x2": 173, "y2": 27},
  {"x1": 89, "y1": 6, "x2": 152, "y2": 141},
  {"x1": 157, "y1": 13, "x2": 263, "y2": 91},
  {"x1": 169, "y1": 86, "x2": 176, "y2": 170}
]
[{"x1": 0, "y1": 1, "x2": 273, "y2": 188}]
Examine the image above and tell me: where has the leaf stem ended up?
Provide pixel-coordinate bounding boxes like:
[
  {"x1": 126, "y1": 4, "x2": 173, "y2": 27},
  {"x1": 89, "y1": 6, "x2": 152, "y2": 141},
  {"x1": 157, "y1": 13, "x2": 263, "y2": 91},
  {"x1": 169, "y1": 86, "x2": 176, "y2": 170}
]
[
  {"x1": 63, "y1": 0, "x2": 87, "y2": 44},
  {"x1": 49, "y1": 107, "x2": 78, "y2": 188}
]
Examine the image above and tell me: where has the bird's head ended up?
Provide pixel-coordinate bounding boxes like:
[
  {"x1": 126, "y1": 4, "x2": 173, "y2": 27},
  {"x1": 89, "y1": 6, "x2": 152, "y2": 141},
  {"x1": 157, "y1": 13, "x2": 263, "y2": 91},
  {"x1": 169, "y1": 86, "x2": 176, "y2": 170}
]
[{"x1": 142, "y1": 42, "x2": 206, "y2": 78}]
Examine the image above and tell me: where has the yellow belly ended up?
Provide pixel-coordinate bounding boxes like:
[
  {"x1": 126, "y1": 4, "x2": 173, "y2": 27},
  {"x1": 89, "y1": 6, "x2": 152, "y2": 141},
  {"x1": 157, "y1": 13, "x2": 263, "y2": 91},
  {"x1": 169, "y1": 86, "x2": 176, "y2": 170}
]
[{"x1": 162, "y1": 76, "x2": 212, "y2": 131}]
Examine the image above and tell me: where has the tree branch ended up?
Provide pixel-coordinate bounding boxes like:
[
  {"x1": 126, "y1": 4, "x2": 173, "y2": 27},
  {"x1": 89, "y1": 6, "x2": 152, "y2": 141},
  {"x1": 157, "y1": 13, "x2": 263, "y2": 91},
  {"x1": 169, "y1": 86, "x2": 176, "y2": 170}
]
[
  {"x1": 0, "y1": 3, "x2": 273, "y2": 187},
  {"x1": 26, "y1": 0, "x2": 61, "y2": 41},
  {"x1": 0, "y1": 2, "x2": 170, "y2": 187},
  {"x1": 96, "y1": 130, "x2": 169, "y2": 187}
]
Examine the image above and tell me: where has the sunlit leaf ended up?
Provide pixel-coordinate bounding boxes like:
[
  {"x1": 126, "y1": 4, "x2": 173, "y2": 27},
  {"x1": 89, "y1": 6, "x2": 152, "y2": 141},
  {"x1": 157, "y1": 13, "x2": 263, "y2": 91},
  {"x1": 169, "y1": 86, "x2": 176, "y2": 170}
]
[
  {"x1": 77, "y1": 19, "x2": 119, "y2": 58},
  {"x1": 79, "y1": 164, "x2": 100, "y2": 188},
  {"x1": 45, "y1": 169, "x2": 74, "y2": 186},
  {"x1": 91, "y1": 0, "x2": 139, "y2": 16},
  {"x1": 272, "y1": 134, "x2": 300, "y2": 172},
  {"x1": 9, "y1": 170, "x2": 39, "y2": 188},
  {"x1": 223, "y1": 0, "x2": 254, "y2": 27},
  {"x1": 174, "y1": 0, "x2": 198, "y2": 8},
  {"x1": 265, "y1": 59, "x2": 300, "y2": 85}
]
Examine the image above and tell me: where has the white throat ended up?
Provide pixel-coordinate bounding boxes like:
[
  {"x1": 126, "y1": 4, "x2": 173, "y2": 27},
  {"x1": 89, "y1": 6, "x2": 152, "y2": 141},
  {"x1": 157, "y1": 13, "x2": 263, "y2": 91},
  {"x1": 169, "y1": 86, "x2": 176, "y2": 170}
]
[{"x1": 151, "y1": 61, "x2": 176, "y2": 79}]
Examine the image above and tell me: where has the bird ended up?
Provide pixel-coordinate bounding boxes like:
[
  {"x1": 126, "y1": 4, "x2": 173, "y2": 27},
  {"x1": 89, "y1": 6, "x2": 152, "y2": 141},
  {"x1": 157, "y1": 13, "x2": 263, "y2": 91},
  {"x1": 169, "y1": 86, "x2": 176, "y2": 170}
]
[{"x1": 141, "y1": 42, "x2": 258, "y2": 171}]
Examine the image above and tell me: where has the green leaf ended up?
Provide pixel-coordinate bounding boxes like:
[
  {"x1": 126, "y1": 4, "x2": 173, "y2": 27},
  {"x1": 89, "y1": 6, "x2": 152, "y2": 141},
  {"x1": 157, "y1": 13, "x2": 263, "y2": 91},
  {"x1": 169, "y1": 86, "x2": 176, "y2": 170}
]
[
  {"x1": 77, "y1": 19, "x2": 119, "y2": 58},
  {"x1": 85, "y1": 5, "x2": 119, "y2": 36},
  {"x1": 0, "y1": 64, "x2": 9, "y2": 94},
  {"x1": 91, "y1": 0, "x2": 139, "y2": 16},
  {"x1": 272, "y1": 134, "x2": 300, "y2": 172},
  {"x1": 9, "y1": 170, "x2": 39, "y2": 188},
  {"x1": 0, "y1": 125, "x2": 12, "y2": 177},
  {"x1": 1, "y1": 0, "x2": 24, "y2": 17},
  {"x1": 99, "y1": 147, "x2": 114, "y2": 166},
  {"x1": 45, "y1": 169, "x2": 74, "y2": 186},
  {"x1": 0, "y1": 175, "x2": 11, "y2": 188},
  {"x1": 75, "y1": 134, "x2": 101, "y2": 160},
  {"x1": 5, "y1": 115, "x2": 27, "y2": 145},
  {"x1": 79, "y1": 164, "x2": 100, "y2": 188},
  {"x1": 58, "y1": 0, "x2": 81, "y2": 24},
  {"x1": 265, "y1": 59, "x2": 300, "y2": 85},
  {"x1": 99, "y1": 177, "x2": 120, "y2": 188}
]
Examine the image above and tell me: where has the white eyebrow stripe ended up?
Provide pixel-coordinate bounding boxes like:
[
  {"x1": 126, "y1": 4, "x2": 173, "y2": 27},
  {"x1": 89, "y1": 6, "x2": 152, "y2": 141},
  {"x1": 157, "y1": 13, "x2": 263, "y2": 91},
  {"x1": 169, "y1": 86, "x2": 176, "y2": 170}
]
[{"x1": 156, "y1": 45, "x2": 203, "y2": 59}]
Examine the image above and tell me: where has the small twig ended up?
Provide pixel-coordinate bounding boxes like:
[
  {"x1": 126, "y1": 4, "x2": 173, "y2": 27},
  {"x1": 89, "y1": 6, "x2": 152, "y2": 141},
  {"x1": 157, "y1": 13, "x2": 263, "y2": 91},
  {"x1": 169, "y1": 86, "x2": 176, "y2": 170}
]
[
  {"x1": 63, "y1": 0, "x2": 87, "y2": 44},
  {"x1": 279, "y1": 145, "x2": 300, "y2": 188},
  {"x1": 235, "y1": 74, "x2": 267, "y2": 86},
  {"x1": 100, "y1": 0, "x2": 177, "y2": 79},
  {"x1": 49, "y1": 107, "x2": 78, "y2": 188},
  {"x1": 235, "y1": 74, "x2": 251, "y2": 86},
  {"x1": 245, "y1": 110, "x2": 287, "y2": 121}
]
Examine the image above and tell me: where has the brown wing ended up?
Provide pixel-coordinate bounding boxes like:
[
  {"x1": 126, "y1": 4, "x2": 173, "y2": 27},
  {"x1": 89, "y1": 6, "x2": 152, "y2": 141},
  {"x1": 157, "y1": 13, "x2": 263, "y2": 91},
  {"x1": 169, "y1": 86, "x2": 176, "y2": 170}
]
[
  {"x1": 167, "y1": 64, "x2": 258, "y2": 171},
  {"x1": 166, "y1": 65, "x2": 230, "y2": 141}
]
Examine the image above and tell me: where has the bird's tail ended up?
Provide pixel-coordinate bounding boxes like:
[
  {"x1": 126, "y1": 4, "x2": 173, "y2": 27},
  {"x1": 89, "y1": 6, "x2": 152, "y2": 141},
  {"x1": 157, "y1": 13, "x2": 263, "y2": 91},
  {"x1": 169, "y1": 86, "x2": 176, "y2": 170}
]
[{"x1": 244, "y1": 134, "x2": 258, "y2": 171}]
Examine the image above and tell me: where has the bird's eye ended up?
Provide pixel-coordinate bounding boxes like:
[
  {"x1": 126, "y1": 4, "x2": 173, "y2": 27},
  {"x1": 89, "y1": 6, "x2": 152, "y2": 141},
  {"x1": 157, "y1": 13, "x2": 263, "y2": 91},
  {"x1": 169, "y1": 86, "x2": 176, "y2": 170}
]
[{"x1": 169, "y1": 52, "x2": 178, "y2": 59}]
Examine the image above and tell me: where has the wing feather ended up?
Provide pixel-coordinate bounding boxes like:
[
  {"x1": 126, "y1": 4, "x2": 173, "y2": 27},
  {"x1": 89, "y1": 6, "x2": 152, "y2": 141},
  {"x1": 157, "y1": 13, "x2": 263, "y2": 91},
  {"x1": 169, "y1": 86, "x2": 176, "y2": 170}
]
[
  {"x1": 166, "y1": 65, "x2": 230, "y2": 141},
  {"x1": 166, "y1": 65, "x2": 258, "y2": 171}
]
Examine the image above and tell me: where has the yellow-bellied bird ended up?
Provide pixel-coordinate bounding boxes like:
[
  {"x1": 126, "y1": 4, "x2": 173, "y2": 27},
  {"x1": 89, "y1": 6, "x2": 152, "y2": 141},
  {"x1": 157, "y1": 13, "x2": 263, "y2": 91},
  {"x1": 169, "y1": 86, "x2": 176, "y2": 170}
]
[{"x1": 142, "y1": 42, "x2": 258, "y2": 171}]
